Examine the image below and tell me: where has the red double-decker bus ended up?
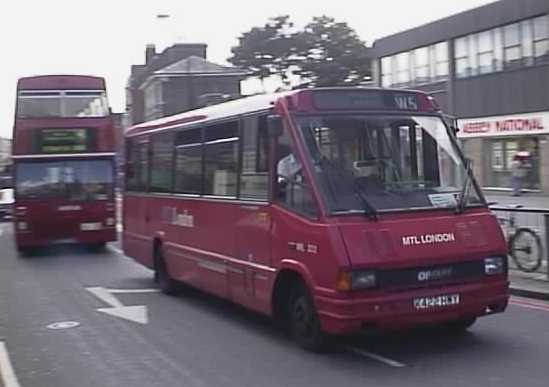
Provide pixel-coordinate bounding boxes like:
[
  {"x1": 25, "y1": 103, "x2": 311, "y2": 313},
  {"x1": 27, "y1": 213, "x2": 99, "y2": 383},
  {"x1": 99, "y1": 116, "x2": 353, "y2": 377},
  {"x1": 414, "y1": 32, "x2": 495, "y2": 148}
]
[
  {"x1": 12, "y1": 75, "x2": 117, "y2": 253},
  {"x1": 123, "y1": 88, "x2": 508, "y2": 351}
]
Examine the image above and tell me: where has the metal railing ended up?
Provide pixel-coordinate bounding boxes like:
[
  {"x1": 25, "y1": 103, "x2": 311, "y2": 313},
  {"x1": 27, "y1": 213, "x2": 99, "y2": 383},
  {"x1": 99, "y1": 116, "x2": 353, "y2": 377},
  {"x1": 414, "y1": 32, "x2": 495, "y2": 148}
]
[{"x1": 489, "y1": 205, "x2": 549, "y2": 279}]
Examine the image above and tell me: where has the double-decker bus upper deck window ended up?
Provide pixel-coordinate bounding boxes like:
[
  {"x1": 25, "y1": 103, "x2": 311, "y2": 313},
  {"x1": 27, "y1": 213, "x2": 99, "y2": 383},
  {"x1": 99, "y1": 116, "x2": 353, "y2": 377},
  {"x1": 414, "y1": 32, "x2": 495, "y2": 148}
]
[
  {"x1": 16, "y1": 90, "x2": 109, "y2": 118},
  {"x1": 240, "y1": 116, "x2": 269, "y2": 200},
  {"x1": 150, "y1": 132, "x2": 174, "y2": 192},
  {"x1": 204, "y1": 121, "x2": 239, "y2": 197},
  {"x1": 174, "y1": 128, "x2": 203, "y2": 194}
]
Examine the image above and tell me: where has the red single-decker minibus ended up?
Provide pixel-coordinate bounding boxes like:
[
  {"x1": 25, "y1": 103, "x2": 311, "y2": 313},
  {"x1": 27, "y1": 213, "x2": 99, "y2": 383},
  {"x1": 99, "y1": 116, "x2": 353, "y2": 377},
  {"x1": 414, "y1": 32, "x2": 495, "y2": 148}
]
[
  {"x1": 13, "y1": 75, "x2": 117, "y2": 253},
  {"x1": 123, "y1": 87, "x2": 509, "y2": 351}
]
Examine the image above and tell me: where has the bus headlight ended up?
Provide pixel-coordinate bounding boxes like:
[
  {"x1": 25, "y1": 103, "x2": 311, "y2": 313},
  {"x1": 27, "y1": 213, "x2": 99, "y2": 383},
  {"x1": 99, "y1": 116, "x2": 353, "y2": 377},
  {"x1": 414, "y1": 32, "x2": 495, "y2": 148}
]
[
  {"x1": 484, "y1": 257, "x2": 505, "y2": 275},
  {"x1": 337, "y1": 271, "x2": 377, "y2": 291},
  {"x1": 105, "y1": 217, "x2": 115, "y2": 226}
]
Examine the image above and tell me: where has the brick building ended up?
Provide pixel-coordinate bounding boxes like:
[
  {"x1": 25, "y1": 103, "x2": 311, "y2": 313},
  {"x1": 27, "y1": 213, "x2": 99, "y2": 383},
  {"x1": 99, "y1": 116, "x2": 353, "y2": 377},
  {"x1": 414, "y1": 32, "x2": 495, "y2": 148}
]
[
  {"x1": 126, "y1": 43, "x2": 248, "y2": 125},
  {"x1": 372, "y1": 0, "x2": 549, "y2": 194}
]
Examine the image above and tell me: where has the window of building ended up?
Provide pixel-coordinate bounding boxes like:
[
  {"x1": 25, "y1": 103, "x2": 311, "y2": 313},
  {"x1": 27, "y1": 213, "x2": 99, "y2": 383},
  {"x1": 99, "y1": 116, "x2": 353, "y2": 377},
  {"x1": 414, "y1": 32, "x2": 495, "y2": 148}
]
[
  {"x1": 240, "y1": 116, "x2": 269, "y2": 200},
  {"x1": 454, "y1": 36, "x2": 469, "y2": 78},
  {"x1": 477, "y1": 30, "x2": 494, "y2": 74},
  {"x1": 493, "y1": 27, "x2": 504, "y2": 71},
  {"x1": 381, "y1": 56, "x2": 393, "y2": 87},
  {"x1": 533, "y1": 15, "x2": 549, "y2": 64},
  {"x1": 174, "y1": 128, "x2": 203, "y2": 194},
  {"x1": 395, "y1": 52, "x2": 411, "y2": 86},
  {"x1": 150, "y1": 132, "x2": 174, "y2": 192},
  {"x1": 432, "y1": 42, "x2": 449, "y2": 81},
  {"x1": 521, "y1": 19, "x2": 534, "y2": 66},
  {"x1": 503, "y1": 23, "x2": 521, "y2": 69},
  {"x1": 413, "y1": 46, "x2": 430, "y2": 84},
  {"x1": 203, "y1": 121, "x2": 239, "y2": 197}
]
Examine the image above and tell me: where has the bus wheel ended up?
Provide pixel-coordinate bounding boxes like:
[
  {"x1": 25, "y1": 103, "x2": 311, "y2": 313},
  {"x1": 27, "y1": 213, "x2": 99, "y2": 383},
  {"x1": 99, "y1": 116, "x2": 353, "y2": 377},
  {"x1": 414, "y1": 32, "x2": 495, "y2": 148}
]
[
  {"x1": 154, "y1": 247, "x2": 178, "y2": 296},
  {"x1": 288, "y1": 282, "x2": 327, "y2": 352}
]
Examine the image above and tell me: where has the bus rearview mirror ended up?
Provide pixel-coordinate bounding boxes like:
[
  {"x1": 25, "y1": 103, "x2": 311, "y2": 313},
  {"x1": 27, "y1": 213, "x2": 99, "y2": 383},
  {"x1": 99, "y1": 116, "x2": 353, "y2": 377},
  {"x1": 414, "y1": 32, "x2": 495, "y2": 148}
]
[{"x1": 267, "y1": 115, "x2": 283, "y2": 137}]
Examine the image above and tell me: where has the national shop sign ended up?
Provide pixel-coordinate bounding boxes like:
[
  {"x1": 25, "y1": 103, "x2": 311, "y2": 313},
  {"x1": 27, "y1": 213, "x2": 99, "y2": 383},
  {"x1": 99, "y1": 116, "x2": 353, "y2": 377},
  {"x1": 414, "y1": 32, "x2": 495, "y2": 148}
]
[{"x1": 457, "y1": 111, "x2": 549, "y2": 138}]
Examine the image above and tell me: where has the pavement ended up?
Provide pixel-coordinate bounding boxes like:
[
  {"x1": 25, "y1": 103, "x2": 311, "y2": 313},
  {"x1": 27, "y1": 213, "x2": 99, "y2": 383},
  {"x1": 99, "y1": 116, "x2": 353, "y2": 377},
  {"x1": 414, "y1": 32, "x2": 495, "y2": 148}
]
[{"x1": 485, "y1": 191, "x2": 549, "y2": 301}]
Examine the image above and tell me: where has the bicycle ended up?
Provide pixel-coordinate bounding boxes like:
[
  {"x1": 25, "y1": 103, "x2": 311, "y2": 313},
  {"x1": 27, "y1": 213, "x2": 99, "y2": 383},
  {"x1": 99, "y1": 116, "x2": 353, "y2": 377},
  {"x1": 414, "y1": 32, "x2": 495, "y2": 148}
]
[{"x1": 496, "y1": 205, "x2": 543, "y2": 273}]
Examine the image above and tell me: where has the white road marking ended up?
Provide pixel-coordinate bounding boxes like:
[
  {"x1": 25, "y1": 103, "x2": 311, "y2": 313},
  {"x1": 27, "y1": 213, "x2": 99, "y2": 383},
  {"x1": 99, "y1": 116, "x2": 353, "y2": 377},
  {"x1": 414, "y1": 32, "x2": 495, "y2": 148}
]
[
  {"x1": 0, "y1": 342, "x2": 21, "y2": 387},
  {"x1": 347, "y1": 346, "x2": 406, "y2": 368},
  {"x1": 86, "y1": 286, "x2": 124, "y2": 308},
  {"x1": 97, "y1": 305, "x2": 148, "y2": 324},
  {"x1": 108, "y1": 288, "x2": 159, "y2": 294},
  {"x1": 86, "y1": 287, "x2": 156, "y2": 325},
  {"x1": 108, "y1": 245, "x2": 124, "y2": 256}
]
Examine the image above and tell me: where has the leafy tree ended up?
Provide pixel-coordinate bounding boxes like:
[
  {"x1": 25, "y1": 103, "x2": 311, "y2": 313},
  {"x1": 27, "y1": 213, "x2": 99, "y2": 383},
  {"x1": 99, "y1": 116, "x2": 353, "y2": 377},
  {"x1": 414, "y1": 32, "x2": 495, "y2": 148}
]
[
  {"x1": 228, "y1": 16, "x2": 302, "y2": 87},
  {"x1": 293, "y1": 16, "x2": 372, "y2": 87},
  {"x1": 229, "y1": 15, "x2": 372, "y2": 89}
]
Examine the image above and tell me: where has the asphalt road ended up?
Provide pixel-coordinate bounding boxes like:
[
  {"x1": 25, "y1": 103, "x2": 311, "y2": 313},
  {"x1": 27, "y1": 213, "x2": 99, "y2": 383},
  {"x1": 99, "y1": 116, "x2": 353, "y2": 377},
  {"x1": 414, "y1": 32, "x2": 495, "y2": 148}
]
[{"x1": 1, "y1": 222, "x2": 549, "y2": 387}]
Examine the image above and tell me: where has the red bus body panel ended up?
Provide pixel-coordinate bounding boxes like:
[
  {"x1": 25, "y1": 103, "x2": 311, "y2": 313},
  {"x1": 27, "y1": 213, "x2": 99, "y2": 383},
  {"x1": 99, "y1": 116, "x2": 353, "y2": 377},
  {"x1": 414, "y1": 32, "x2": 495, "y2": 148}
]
[{"x1": 123, "y1": 88, "x2": 508, "y2": 336}]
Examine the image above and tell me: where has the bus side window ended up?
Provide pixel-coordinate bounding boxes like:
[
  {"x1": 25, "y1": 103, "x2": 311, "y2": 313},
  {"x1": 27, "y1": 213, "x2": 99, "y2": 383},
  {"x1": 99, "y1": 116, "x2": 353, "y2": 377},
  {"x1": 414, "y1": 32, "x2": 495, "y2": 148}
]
[
  {"x1": 240, "y1": 115, "x2": 269, "y2": 200},
  {"x1": 275, "y1": 124, "x2": 318, "y2": 218},
  {"x1": 125, "y1": 138, "x2": 139, "y2": 191}
]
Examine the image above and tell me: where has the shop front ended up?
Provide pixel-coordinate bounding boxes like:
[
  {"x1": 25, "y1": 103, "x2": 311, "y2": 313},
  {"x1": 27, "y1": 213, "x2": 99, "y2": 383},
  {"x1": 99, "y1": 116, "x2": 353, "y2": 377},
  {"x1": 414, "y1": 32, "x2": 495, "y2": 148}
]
[{"x1": 458, "y1": 111, "x2": 549, "y2": 194}]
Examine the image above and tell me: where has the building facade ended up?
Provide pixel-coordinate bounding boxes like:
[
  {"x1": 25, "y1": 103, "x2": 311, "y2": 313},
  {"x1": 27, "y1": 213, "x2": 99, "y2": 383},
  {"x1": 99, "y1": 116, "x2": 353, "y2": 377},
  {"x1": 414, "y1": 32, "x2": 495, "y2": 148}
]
[
  {"x1": 127, "y1": 43, "x2": 248, "y2": 125},
  {"x1": 372, "y1": 0, "x2": 549, "y2": 193}
]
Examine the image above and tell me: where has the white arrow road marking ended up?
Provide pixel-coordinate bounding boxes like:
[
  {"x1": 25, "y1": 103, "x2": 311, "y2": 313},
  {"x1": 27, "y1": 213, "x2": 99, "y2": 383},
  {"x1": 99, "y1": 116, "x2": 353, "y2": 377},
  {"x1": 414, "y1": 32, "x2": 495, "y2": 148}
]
[
  {"x1": 108, "y1": 288, "x2": 159, "y2": 294},
  {"x1": 0, "y1": 341, "x2": 21, "y2": 387},
  {"x1": 86, "y1": 287, "x2": 124, "y2": 308},
  {"x1": 86, "y1": 287, "x2": 159, "y2": 325},
  {"x1": 97, "y1": 305, "x2": 148, "y2": 324}
]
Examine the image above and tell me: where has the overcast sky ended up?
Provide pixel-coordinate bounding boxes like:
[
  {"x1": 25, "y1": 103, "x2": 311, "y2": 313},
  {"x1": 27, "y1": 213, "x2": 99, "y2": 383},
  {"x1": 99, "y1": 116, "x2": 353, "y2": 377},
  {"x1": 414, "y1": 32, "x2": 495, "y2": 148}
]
[{"x1": 0, "y1": 0, "x2": 495, "y2": 138}]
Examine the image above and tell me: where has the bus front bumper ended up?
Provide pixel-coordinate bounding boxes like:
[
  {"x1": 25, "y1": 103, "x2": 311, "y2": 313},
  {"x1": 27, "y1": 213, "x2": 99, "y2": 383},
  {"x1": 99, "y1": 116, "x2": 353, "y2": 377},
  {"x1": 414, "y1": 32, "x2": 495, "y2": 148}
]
[{"x1": 315, "y1": 280, "x2": 509, "y2": 335}]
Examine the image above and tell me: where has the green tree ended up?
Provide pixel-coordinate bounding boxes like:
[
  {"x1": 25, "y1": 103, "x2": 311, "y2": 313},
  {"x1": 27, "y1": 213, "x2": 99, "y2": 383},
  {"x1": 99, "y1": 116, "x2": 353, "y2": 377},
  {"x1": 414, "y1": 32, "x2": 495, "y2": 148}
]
[
  {"x1": 229, "y1": 15, "x2": 372, "y2": 89},
  {"x1": 293, "y1": 16, "x2": 372, "y2": 87},
  {"x1": 228, "y1": 15, "x2": 301, "y2": 88}
]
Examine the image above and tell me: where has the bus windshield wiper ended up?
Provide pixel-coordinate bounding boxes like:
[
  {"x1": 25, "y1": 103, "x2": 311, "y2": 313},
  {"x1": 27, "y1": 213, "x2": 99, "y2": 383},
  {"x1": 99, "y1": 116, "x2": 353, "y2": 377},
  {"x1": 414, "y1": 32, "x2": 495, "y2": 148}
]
[
  {"x1": 317, "y1": 157, "x2": 378, "y2": 220},
  {"x1": 455, "y1": 159, "x2": 473, "y2": 214}
]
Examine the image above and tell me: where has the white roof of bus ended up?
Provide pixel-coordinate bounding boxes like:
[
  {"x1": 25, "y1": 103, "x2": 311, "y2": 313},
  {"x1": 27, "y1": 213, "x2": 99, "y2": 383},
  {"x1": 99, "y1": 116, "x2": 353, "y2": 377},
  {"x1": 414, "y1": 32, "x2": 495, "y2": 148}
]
[{"x1": 127, "y1": 90, "x2": 296, "y2": 136}]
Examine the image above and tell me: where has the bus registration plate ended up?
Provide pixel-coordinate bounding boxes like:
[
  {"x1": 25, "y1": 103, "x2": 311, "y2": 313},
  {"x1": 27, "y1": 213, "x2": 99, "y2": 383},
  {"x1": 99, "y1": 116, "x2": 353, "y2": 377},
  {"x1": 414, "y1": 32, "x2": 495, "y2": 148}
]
[{"x1": 413, "y1": 294, "x2": 460, "y2": 310}]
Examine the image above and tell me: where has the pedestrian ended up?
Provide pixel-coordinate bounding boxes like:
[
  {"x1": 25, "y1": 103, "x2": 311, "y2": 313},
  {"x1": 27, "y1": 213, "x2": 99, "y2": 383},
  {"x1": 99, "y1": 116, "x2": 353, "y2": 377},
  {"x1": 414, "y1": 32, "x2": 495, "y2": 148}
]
[{"x1": 510, "y1": 154, "x2": 526, "y2": 196}]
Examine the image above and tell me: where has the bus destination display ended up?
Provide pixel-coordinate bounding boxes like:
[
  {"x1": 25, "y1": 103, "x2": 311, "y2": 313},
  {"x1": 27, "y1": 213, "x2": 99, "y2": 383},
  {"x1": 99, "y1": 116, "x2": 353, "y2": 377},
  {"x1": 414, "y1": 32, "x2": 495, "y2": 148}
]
[
  {"x1": 38, "y1": 128, "x2": 89, "y2": 153},
  {"x1": 312, "y1": 90, "x2": 420, "y2": 111}
]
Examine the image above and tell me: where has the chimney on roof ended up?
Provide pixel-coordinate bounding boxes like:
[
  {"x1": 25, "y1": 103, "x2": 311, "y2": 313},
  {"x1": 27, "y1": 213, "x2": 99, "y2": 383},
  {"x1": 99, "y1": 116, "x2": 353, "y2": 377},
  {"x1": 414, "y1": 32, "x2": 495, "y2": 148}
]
[{"x1": 145, "y1": 44, "x2": 156, "y2": 65}]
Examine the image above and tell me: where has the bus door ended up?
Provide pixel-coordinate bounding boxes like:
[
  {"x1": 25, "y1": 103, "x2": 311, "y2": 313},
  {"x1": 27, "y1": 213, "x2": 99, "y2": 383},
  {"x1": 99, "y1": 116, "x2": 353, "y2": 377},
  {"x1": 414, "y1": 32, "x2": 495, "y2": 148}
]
[{"x1": 231, "y1": 116, "x2": 272, "y2": 310}]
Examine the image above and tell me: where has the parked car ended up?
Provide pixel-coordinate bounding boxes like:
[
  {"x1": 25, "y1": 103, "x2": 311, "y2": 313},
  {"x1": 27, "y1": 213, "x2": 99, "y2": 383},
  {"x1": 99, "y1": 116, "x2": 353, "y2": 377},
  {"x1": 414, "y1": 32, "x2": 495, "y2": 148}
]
[{"x1": 0, "y1": 188, "x2": 14, "y2": 221}]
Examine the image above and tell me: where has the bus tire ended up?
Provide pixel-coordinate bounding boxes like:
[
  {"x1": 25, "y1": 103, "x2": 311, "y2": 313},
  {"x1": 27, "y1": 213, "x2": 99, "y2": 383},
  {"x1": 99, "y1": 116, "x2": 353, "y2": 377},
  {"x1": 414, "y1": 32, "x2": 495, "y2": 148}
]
[
  {"x1": 154, "y1": 246, "x2": 178, "y2": 296},
  {"x1": 288, "y1": 281, "x2": 328, "y2": 352},
  {"x1": 88, "y1": 242, "x2": 106, "y2": 252},
  {"x1": 17, "y1": 247, "x2": 34, "y2": 258}
]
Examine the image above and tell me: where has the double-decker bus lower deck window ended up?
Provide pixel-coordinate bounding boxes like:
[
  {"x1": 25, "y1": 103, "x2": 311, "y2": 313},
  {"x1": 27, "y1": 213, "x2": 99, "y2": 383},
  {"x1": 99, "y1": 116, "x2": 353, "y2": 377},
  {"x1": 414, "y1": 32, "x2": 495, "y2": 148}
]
[
  {"x1": 16, "y1": 160, "x2": 113, "y2": 201},
  {"x1": 299, "y1": 115, "x2": 481, "y2": 213},
  {"x1": 204, "y1": 122, "x2": 239, "y2": 197}
]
